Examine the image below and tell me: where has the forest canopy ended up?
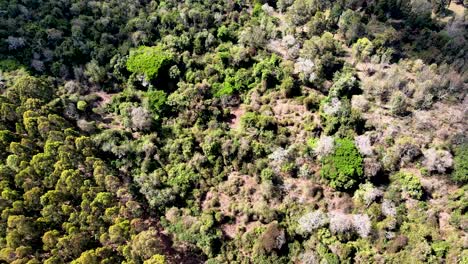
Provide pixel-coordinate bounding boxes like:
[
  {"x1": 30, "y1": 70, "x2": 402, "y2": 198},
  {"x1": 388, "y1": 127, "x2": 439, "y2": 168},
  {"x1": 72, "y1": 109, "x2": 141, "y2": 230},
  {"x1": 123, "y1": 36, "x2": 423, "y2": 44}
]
[{"x1": 0, "y1": 0, "x2": 466, "y2": 263}]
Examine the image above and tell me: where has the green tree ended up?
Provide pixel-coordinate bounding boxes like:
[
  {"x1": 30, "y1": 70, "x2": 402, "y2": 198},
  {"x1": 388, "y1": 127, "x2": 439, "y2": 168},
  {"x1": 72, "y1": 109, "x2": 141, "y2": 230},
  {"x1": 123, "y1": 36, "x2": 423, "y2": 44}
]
[
  {"x1": 126, "y1": 46, "x2": 174, "y2": 81},
  {"x1": 320, "y1": 138, "x2": 363, "y2": 190},
  {"x1": 390, "y1": 172, "x2": 423, "y2": 199},
  {"x1": 452, "y1": 144, "x2": 468, "y2": 183},
  {"x1": 352, "y1": 38, "x2": 374, "y2": 62},
  {"x1": 338, "y1": 10, "x2": 364, "y2": 45}
]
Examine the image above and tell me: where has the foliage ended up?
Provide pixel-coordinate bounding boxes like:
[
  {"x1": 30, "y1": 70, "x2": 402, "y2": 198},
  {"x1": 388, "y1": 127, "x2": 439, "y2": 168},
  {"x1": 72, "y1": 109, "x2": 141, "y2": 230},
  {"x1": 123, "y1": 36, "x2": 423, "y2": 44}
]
[
  {"x1": 126, "y1": 46, "x2": 174, "y2": 81},
  {"x1": 352, "y1": 38, "x2": 374, "y2": 62},
  {"x1": 144, "y1": 254, "x2": 166, "y2": 264},
  {"x1": 145, "y1": 90, "x2": 167, "y2": 114},
  {"x1": 297, "y1": 211, "x2": 329, "y2": 235},
  {"x1": 320, "y1": 138, "x2": 363, "y2": 190},
  {"x1": 0, "y1": 0, "x2": 465, "y2": 262},
  {"x1": 452, "y1": 144, "x2": 468, "y2": 183},
  {"x1": 0, "y1": 59, "x2": 22, "y2": 72},
  {"x1": 390, "y1": 172, "x2": 423, "y2": 199},
  {"x1": 329, "y1": 67, "x2": 361, "y2": 98},
  {"x1": 241, "y1": 112, "x2": 277, "y2": 131}
]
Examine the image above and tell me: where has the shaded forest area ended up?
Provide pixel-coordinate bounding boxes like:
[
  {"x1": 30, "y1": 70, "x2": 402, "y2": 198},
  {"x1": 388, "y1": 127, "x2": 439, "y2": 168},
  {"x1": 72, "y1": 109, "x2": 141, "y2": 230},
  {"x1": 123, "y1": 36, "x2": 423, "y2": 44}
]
[{"x1": 0, "y1": 0, "x2": 467, "y2": 263}]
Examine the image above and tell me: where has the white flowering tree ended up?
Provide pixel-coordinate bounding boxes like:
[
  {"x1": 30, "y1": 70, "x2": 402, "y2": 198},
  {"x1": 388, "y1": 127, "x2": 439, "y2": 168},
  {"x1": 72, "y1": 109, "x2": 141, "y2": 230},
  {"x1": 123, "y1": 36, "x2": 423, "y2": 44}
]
[
  {"x1": 314, "y1": 136, "x2": 334, "y2": 158},
  {"x1": 294, "y1": 57, "x2": 317, "y2": 83},
  {"x1": 423, "y1": 148, "x2": 453, "y2": 174},
  {"x1": 131, "y1": 107, "x2": 152, "y2": 131},
  {"x1": 297, "y1": 210, "x2": 329, "y2": 235}
]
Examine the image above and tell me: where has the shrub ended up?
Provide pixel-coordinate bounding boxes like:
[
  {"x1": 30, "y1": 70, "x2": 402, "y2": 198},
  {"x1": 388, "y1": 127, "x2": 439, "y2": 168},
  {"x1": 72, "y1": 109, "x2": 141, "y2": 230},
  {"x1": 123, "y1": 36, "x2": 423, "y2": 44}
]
[
  {"x1": 241, "y1": 112, "x2": 277, "y2": 131},
  {"x1": 145, "y1": 90, "x2": 167, "y2": 114},
  {"x1": 389, "y1": 91, "x2": 408, "y2": 116},
  {"x1": 423, "y1": 148, "x2": 453, "y2": 174},
  {"x1": 0, "y1": 59, "x2": 22, "y2": 71},
  {"x1": 353, "y1": 183, "x2": 382, "y2": 207},
  {"x1": 143, "y1": 254, "x2": 166, "y2": 264},
  {"x1": 13, "y1": 75, "x2": 53, "y2": 103},
  {"x1": 260, "y1": 168, "x2": 275, "y2": 182},
  {"x1": 431, "y1": 241, "x2": 450, "y2": 258},
  {"x1": 352, "y1": 214, "x2": 371, "y2": 238},
  {"x1": 452, "y1": 144, "x2": 468, "y2": 183},
  {"x1": 381, "y1": 199, "x2": 397, "y2": 217},
  {"x1": 304, "y1": 93, "x2": 321, "y2": 111},
  {"x1": 390, "y1": 172, "x2": 423, "y2": 199},
  {"x1": 254, "y1": 222, "x2": 285, "y2": 254},
  {"x1": 76, "y1": 119, "x2": 96, "y2": 133},
  {"x1": 128, "y1": 229, "x2": 165, "y2": 262},
  {"x1": 76, "y1": 101, "x2": 87, "y2": 111},
  {"x1": 320, "y1": 98, "x2": 364, "y2": 137},
  {"x1": 354, "y1": 135, "x2": 373, "y2": 156},
  {"x1": 213, "y1": 67, "x2": 255, "y2": 97},
  {"x1": 299, "y1": 251, "x2": 319, "y2": 264},
  {"x1": 294, "y1": 58, "x2": 316, "y2": 83},
  {"x1": 338, "y1": 10, "x2": 364, "y2": 44},
  {"x1": 352, "y1": 38, "x2": 374, "y2": 62},
  {"x1": 320, "y1": 138, "x2": 363, "y2": 190},
  {"x1": 328, "y1": 212, "x2": 371, "y2": 238},
  {"x1": 329, "y1": 68, "x2": 361, "y2": 99},
  {"x1": 328, "y1": 212, "x2": 354, "y2": 234},
  {"x1": 126, "y1": 46, "x2": 174, "y2": 81}
]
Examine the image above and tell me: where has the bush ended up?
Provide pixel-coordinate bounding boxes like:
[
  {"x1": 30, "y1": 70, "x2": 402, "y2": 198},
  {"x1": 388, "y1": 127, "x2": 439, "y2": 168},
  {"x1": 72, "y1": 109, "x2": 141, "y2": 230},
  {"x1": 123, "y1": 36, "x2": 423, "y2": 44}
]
[
  {"x1": 390, "y1": 172, "x2": 423, "y2": 199},
  {"x1": 143, "y1": 254, "x2": 166, "y2": 264},
  {"x1": 329, "y1": 68, "x2": 361, "y2": 99},
  {"x1": 320, "y1": 138, "x2": 363, "y2": 190},
  {"x1": 126, "y1": 46, "x2": 174, "y2": 81},
  {"x1": 304, "y1": 93, "x2": 321, "y2": 111},
  {"x1": 452, "y1": 144, "x2": 468, "y2": 183},
  {"x1": 76, "y1": 101, "x2": 87, "y2": 111},
  {"x1": 0, "y1": 59, "x2": 22, "y2": 71},
  {"x1": 241, "y1": 112, "x2": 277, "y2": 131},
  {"x1": 352, "y1": 38, "x2": 374, "y2": 62},
  {"x1": 389, "y1": 91, "x2": 408, "y2": 116},
  {"x1": 131, "y1": 107, "x2": 152, "y2": 131},
  {"x1": 145, "y1": 90, "x2": 167, "y2": 114},
  {"x1": 313, "y1": 136, "x2": 334, "y2": 158}
]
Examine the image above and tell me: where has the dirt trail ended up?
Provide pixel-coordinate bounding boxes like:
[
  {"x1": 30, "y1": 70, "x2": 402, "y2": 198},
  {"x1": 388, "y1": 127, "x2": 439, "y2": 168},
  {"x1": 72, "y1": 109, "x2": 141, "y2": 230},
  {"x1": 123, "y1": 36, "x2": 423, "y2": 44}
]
[
  {"x1": 94, "y1": 91, "x2": 114, "y2": 107},
  {"x1": 229, "y1": 105, "x2": 245, "y2": 129}
]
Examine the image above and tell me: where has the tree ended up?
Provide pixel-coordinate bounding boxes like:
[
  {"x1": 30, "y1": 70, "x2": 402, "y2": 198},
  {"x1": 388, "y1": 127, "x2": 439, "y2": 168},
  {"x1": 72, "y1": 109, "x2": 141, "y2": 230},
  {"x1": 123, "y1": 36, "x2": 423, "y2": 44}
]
[
  {"x1": 126, "y1": 46, "x2": 174, "y2": 82},
  {"x1": 452, "y1": 144, "x2": 467, "y2": 183},
  {"x1": 329, "y1": 67, "x2": 361, "y2": 98},
  {"x1": 320, "y1": 138, "x2": 363, "y2": 190},
  {"x1": 6, "y1": 36, "x2": 26, "y2": 50},
  {"x1": 287, "y1": 0, "x2": 321, "y2": 26},
  {"x1": 352, "y1": 38, "x2": 374, "y2": 62},
  {"x1": 127, "y1": 229, "x2": 165, "y2": 263},
  {"x1": 390, "y1": 171, "x2": 423, "y2": 199},
  {"x1": 144, "y1": 255, "x2": 166, "y2": 264},
  {"x1": 431, "y1": 0, "x2": 450, "y2": 14},
  {"x1": 338, "y1": 9, "x2": 364, "y2": 45},
  {"x1": 389, "y1": 91, "x2": 408, "y2": 116},
  {"x1": 131, "y1": 106, "x2": 152, "y2": 131},
  {"x1": 12, "y1": 74, "x2": 53, "y2": 103},
  {"x1": 239, "y1": 26, "x2": 266, "y2": 49}
]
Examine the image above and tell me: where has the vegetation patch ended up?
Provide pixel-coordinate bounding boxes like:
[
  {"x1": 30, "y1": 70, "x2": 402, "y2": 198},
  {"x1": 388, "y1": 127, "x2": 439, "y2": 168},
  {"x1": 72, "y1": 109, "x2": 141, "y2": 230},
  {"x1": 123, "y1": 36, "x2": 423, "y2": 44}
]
[
  {"x1": 320, "y1": 138, "x2": 363, "y2": 190},
  {"x1": 126, "y1": 46, "x2": 174, "y2": 81}
]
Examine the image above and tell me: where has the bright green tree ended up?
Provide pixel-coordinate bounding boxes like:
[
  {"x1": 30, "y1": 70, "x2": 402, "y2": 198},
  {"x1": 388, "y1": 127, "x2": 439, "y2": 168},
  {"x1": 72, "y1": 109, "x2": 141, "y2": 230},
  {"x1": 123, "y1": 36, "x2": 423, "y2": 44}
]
[{"x1": 320, "y1": 138, "x2": 363, "y2": 190}]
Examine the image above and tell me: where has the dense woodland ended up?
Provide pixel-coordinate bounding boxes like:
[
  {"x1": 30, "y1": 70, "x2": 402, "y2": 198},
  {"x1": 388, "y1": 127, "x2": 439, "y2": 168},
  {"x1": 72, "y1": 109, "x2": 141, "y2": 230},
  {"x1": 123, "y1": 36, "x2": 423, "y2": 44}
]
[{"x1": 0, "y1": 0, "x2": 467, "y2": 263}]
